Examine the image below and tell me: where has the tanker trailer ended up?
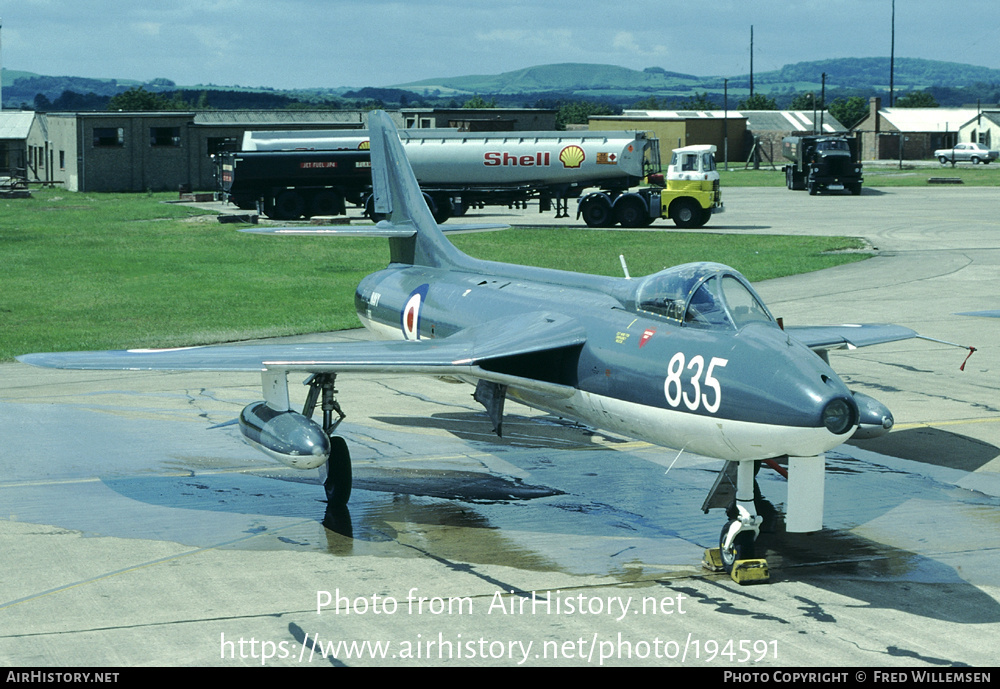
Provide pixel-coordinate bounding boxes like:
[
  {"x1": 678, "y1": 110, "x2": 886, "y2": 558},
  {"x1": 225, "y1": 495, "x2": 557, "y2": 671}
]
[{"x1": 226, "y1": 129, "x2": 657, "y2": 223}]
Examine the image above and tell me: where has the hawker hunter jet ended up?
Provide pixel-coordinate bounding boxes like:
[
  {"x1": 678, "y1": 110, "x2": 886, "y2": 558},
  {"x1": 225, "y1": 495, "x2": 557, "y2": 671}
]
[{"x1": 19, "y1": 111, "x2": 920, "y2": 577}]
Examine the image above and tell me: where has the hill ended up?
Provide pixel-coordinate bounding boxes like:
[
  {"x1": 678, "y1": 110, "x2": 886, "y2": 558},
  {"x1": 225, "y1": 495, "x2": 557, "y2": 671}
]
[
  {"x1": 395, "y1": 58, "x2": 1000, "y2": 106},
  {"x1": 3, "y1": 57, "x2": 999, "y2": 111}
]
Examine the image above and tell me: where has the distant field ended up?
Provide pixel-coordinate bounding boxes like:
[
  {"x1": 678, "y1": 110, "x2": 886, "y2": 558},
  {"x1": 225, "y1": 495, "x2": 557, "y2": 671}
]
[{"x1": 1, "y1": 190, "x2": 870, "y2": 360}]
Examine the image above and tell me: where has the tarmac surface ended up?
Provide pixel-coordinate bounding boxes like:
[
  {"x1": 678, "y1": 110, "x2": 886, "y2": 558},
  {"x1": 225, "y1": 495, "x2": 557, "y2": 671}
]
[{"x1": 2, "y1": 185, "x2": 1000, "y2": 667}]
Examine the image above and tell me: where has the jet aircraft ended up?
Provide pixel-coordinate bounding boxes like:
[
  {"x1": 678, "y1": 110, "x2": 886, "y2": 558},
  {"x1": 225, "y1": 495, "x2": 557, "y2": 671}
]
[{"x1": 19, "y1": 111, "x2": 921, "y2": 578}]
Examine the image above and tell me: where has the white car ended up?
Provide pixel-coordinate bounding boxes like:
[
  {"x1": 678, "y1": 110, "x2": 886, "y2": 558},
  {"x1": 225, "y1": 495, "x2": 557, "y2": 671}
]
[{"x1": 934, "y1": 142, "x2": 999, "y2": 165}]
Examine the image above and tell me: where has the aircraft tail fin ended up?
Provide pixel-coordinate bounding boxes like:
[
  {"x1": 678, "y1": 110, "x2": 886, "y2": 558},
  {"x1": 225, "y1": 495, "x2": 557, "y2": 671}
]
[{"x1": 368, "y1": 110, "x2": 467, "y2": 268}]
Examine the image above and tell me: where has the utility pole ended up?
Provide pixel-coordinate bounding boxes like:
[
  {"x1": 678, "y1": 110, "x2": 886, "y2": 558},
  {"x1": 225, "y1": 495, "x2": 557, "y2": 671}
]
[
  {"x1": 749, "y1": 25, "x2": 754, "y2": 97},
  {"x1": 820, "y1": 73, "x2": 826, "y2": 132},
  {"x1": 889, "y1": 0, "x2": 895, "y2": 106}
]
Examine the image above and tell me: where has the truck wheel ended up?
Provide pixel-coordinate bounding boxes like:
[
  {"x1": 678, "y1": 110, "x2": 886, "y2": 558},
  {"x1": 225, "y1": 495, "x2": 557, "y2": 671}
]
[
  {"x1": 670, "y1": 198, "x2": 704, "y2": 229},
  {"x1": 364, "y1": 194, "x2": 385, "y2": 222},
  {"x1": 310, "y1": 190, "x2": 343, "y2": 217},
  {"x1": 273, "y1": 190, "x2": 305, "y2": 219},
  {"x1": 580, "y1": 197, "x2": 613, "y2": 228},
  {"x1": 428, "y1": 194, "x2": 453, "y2": 224},
  {"x1": 614, "y1": 197, "x2": 649, "y2": 228},
  {"x1": 231, "y1": 194, "x2": 256, "y2": 210}
]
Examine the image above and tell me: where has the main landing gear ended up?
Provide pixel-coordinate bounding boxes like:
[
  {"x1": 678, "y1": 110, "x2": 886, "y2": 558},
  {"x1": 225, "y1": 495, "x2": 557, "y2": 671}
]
[
  {"x1": 702, "y1": 459, "x2": 771, "y2": 584},
  {"x1": 303, "y1": 373, "x2": 352, "y2": 509}
]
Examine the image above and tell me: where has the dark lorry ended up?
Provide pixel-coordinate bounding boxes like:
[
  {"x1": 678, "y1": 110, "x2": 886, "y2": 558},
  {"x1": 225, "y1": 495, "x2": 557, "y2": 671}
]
[{"x1": 782, "y1": 135, "x2": 863, "y2": 195}]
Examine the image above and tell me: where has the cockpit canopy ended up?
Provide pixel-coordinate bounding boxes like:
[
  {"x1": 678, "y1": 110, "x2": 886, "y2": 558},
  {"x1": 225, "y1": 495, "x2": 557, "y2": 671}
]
[{"x1": 633, "y1": 262, "x2": 775, "y2": 329}]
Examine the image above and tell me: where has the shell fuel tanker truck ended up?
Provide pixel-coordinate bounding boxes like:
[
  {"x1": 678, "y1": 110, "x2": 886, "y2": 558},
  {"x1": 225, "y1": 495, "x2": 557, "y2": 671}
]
[{"x1": 221, "y1": 129, "x2": 722, "y2": 228}]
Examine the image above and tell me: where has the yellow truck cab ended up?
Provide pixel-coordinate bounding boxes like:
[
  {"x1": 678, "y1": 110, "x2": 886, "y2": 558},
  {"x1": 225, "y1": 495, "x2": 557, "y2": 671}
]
[
  {"x1": 660, "y1": 144, "x2": 723, "y2": 228},
  {"x1": 577, "y1": 143, "x2": 723, "y2": 229}
]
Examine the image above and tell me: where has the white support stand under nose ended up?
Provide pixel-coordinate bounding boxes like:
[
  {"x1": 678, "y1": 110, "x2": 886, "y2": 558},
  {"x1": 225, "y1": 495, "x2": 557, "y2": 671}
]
[{"x1": 786, "y1": 454, "x2": 825, "y2": 533}]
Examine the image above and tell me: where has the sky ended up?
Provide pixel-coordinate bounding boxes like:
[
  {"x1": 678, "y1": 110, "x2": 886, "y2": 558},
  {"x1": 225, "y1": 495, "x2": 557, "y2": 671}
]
[{"x1": 2, "y1": 0, "x2": 999, "y2": 90}]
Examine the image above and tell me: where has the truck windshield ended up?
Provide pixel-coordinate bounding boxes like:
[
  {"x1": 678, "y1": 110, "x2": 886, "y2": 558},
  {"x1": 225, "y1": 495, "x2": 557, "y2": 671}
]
[{"x1": 816, "y1": 140, "x2": 849, "y2": 151}]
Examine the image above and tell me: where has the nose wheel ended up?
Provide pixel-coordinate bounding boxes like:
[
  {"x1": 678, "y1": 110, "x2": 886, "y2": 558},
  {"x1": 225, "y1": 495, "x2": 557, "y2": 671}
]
[{"x1": 704, "y1": 460, "x2": 770, "y2": 584}]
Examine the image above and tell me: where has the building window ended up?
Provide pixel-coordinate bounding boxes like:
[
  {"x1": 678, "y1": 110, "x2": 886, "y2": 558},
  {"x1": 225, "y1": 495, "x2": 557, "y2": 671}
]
[
  {"x1": 93, "y1": 127, "x2": 125, "y2": 147},
  {"x1": 60, "y1": 151, "x2": 66, "y2": 169},
  {"x1": 150, "y1": 127, "x2": 181, "y2": 147}
]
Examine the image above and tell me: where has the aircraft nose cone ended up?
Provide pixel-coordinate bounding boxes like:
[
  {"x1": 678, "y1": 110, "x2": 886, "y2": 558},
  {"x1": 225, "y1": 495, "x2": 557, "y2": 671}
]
[{"x1": 734, "y1": 324, "x2": 858, "y2": 433}]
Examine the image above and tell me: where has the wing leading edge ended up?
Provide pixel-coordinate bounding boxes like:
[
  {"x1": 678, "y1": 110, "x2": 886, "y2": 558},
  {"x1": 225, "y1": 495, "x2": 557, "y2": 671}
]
[{"x1": 784, "y1": 323, "x2": 918, "y2": 351}]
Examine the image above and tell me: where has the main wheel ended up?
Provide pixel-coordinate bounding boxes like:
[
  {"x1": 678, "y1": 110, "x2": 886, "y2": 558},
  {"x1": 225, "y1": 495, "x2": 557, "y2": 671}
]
[
  {"x1": 580, "y1": 197, "x2": 613, "y2": 227},
  {"x1": 670, "y1": 198, "x2": 704, "y2": 228},
  {"x1": 614, "y1": 197, "x2": 649, "y2": 228},
  {"x1": 719, "y1": 521, "x2": 755, "y2": 573},
  {"x1": 939, "y1": 156, "x2": 950, "y2": 165},
  {"x1": 325, "y1": 436, "x2": 352, "y2": 508},
  {"x1": 364, "y1": 194, "x2": 385, "y2": 222},
  {"x1": 272, "y1": 190, "x2": 305, "y2": 220},
  {"x1": 310, "y1": 190, "x2": 343, "y2": 217}
]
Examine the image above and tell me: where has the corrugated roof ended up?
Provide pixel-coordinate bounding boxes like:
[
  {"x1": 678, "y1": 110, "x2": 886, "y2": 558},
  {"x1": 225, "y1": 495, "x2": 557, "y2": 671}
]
[
  {"x1": 193, "y1": 111, "x2": 363, "y2": 126},
  {"x1": 740, "y1": 110, "x2": 846, "y2": 133},
  {"x1": 0, "y1": 112, "x2": 36, "y2": 140},
  {"x1": 620, "y1": 109, "x2": 845, "y2": 132},
  {"x1": 881, "y1": 108, "x2": 978, "y2": 132}
]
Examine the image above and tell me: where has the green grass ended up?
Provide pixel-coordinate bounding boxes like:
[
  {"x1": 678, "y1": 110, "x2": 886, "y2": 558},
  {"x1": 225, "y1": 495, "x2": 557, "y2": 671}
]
[{"x1": 1, "y1": 190, "x2": 869, "y2": 360}]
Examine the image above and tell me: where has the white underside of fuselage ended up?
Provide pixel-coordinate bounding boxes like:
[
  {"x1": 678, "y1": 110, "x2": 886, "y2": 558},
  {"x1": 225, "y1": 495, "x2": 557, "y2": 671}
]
[{"x1": 358, "y1": 314, "x2": 847, "y2": 462}]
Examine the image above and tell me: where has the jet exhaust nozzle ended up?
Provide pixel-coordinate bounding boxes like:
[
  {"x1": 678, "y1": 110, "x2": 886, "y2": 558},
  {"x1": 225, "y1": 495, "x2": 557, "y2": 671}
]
[
  {"x1": 850, "y1": 391, "x2": 894, "y2": 440},
  {"x1": 238, "y1": 401, "x2": 331, "y2": 469}
]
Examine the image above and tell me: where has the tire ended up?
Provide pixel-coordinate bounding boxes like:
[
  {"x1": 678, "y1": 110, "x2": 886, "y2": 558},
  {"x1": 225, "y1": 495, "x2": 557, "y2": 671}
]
[
  {"x1": 428, "y1": 194, "x2": 453, "y2": 224},
  {"x1": 272, "y1": 190, "x2": 305, "y2": 220},
  {"x1": 310, "y1": 190, "x2": 343, "y2": 217},
  {"x1": 614, "y1": 197, "x2": 648, "y2": 228},
  {"x1": 670, "y1": 198, "x2": 704, "y2": 228},
  {"x1": 719, "y1": 521, "x2": 755, "y2": 573},
  {"x1": 325, "y1": 436, "x2": 352, "y2": 508},
  {"x1": 230, "y1": 194, "x2": 256, "y2": 210},
  {"x1": 364, "y1": 194, "x2": 385, "y2": 222},
  {"x1": 939, "y1": 156, "x2": 950, "y2": 165},
  {"x1": 580, "y1": 197, "x2": 613, "y2": 228},
  {"x1": 971, "y1": 156, "x2": 981, "y2": 165}
]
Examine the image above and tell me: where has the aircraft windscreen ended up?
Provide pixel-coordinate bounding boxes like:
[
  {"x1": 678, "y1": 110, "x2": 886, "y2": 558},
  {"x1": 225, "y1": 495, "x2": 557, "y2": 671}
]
[{"x1": 635, "y1": 264, "x2": 774, "y2": 329}]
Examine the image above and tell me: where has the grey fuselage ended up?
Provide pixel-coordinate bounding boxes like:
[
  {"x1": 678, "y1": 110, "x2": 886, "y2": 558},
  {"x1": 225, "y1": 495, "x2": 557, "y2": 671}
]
[{"x1": 353, "y1": 257, "x2": 859, "y2": 462}]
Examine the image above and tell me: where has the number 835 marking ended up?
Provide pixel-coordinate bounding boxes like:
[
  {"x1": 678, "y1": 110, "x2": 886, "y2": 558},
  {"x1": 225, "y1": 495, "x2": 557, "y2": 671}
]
[{"x1": 664, "y1": 353, "x2": 728, "y2": 414}]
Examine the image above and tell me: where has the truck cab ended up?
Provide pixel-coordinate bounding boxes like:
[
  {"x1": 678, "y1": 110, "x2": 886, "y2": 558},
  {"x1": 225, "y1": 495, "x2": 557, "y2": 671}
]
[
  {"x1": 577, "y1": 143, "x2": 724, "y2": 229},
  {"x1": 661, "y1": 144, "x2": 723, "y2": 228}
]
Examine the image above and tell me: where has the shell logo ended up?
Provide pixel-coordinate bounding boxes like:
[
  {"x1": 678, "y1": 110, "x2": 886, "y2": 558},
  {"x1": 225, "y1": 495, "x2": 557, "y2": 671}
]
[
  {"x1": 359, "y1": 141, "x2": 370, "y2": 150},
  {"x1": 559, "y1": 145, "x2": 586, "y2": 169}
]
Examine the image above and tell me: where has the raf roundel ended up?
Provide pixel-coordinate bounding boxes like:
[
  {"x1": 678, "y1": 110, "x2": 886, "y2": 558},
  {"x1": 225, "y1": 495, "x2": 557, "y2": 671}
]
[{"x1": 401, "y1": 284, "x2": 430, "y2": 340}]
